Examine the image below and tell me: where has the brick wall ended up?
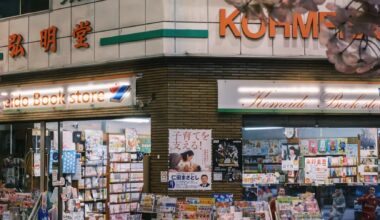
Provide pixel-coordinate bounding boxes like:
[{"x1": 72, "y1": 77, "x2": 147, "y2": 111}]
[{"x1": 1, "y1": 57, "x2": 378, "y2": 199}]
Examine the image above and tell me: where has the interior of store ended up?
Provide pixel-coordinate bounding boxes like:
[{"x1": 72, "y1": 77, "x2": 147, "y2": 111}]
[
  {"x1": 242, "y1": 126, "x2": 380, "y2": 219},
  {"x1": 0, "y1": 118, "x2": 151, "y2": 219}
]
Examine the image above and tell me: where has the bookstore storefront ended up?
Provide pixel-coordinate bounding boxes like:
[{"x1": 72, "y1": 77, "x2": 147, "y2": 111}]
[
  {"x1": 218, "y1": 79, "x2": 380, "y2": 219},
  {"x1": 0, "y1": 73, "x2": 152, "y2": 220}
]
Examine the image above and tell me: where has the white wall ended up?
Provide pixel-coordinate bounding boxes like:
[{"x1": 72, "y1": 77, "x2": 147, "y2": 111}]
[{"x1": 0, "y1": 0, "x2": 351, "y2": 75}]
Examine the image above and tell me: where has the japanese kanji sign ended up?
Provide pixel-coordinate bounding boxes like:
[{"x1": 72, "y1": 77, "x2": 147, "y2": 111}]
[
  {"x1": 73, "y1": 21, "x2": 92, "y2": 48},
  {"x1": 40, "y1": 26, "x2": 58, "y2": 53},
  {"x1": 168, "y1": 129, "x2": 212, "y2": 191},
  {"x1": 8, "y1": 34, "x2": 25, "y2": 58}
]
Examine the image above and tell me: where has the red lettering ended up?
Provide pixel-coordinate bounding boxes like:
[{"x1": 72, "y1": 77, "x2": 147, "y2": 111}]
[
  {"x1": 242, "y1": 17, "x2": 266, "y2": 39},
  {"x1": 269, "y1": 18, "x2": 291, "y2": 38},
  {"x1": 219, "y1": 9, "x2": 241, "y2": 37},
  {"x1": 293, "y1": 12, "x2": 318, "y2": 39}
]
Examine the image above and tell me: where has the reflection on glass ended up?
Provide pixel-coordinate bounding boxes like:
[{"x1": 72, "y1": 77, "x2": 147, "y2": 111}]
[{"x1": 242, "y1": 127, "x2": 380, "y2": 220}]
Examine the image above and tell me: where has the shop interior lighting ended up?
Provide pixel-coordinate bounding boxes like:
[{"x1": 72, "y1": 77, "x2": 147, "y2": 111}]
[
  {"x1": 67, "y1": 82, "x2": 131, "y2": 92},
  {"x1": 238, "y1": 87, "x2": 320, "y2": 93},
  {"x1": 0, "y1": 92, "x2": 8, "y2": 97},
  {"x1": 323, "y1": 99, "x2": 380, "y2": 103},
  {"x1": 324, "y1": 88, "x2": 379, "y2": 94},
  {"x1": 114, "y1": 118, "x2": 150, "y2": 123},
  {"x1": 243, "y1": 127, "x2": 283, "y2": 131},
  {"x1": 11, "y1": 87, "x2": 64, "y2": 96}
]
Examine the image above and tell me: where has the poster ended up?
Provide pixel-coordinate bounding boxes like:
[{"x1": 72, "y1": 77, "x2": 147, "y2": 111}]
[
  {"x1": 125, "y1": 128, "x2": 138, "y2": 152},
  {"x1": 33, "y1": 153, "x2": 40, "y2": 177},
  {"x1": 62, "y1": 131, "x2": 75, "y2": 150},
  {"x1": 137, "y1": 134, "x2": 151, "y2": 153},
  {"x1": 346, "y1": 144, "x2": 358, "y2": 157},
  {"x1": 109, "y1": 134, "x2": 126, "y2": 153},
  {"x1": 212, "y1": 139, "x2": 242, "y2": 182},
  {"x1": 281, "y1": 144, "x2": 300, "y2": 171},
  {"x1": 360, "y1": 128, "x2": 378, "y2": 158},
  {"x1": 304, "y1": 157, "x2": 328, "y2": 185},
  {"x1": 168, "y1": 129, "x2": 212, "y2": 190}
]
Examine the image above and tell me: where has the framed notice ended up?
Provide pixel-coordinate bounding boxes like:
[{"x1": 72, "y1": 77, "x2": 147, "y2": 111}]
[{"x1": 168, "y1": 129, "x2": 212, "y2": 191}]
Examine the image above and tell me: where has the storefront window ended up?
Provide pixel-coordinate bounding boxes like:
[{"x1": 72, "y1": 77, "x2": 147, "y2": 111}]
[
  {"x1": 0, "y1": 123, "x2": 42, "y2": 218},
  {"x1": 242, "y1": 127, "x2": 380, "y2": 219},
  {"x1": 45, "y1": 118, "x2": 150, "y2": 220}
]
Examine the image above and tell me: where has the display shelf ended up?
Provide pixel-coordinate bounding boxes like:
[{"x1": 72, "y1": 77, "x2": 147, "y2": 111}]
[
  {"x1": 109, "y1": 211, "x2": 133, "y2": 215},
  {"x1": 81, "y1": 164, "x2": 106, "y2": 167},
  {"x1": 82, "y1": 175, "x2": 107, "y2": 178},
  {"x1": 78, "y1": 187, "x2": 107, "y2": 190},
  {"x1": 107, "y1": 133, "x2": 144, "y2": 219},
  {"x1": 109, "y1": 200, "x2": 140, "y2": 205},
  {"x1": 303, "y1": 154, "x2": 346, "y2": 157},
  {"x1": 109, "y1": 171, "x2": 143, "y2": 174},
  {"x1": 86, "y1": 211, "x2": 106, "y2": 214},
  {"x1": 328, "y1": 175, "x2": 357, "y2": 178},
  {"x1": 81, "y1": 199, "x2": 107, "y2": 203},
  {"x1": 360, "y1": 172, "x2": 378, "y2": 175},
  {"x1": 110, "y1": 181, "x2": 143, "y2": 184},
  {"x1": 109, "y1": 191, "x2": 142, "y2": 194},
  {"x1": 328, "y1": 165, "x2": 357, "y2": 168}
]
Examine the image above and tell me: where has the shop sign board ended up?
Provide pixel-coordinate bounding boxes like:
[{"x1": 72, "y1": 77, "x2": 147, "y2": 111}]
[
  {"x1": 0, "y1": 77, "x2": 136, "y2": 113},
  {"x1": 218, "y1": 80, "x2": 380, "y2": 114},
  {"x1": 168, "y1": 129, "x2": 212, "y2": 191}
]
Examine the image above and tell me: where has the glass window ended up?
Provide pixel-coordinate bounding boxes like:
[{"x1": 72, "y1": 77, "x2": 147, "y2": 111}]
[
  {"x1": 0, "y1": 0, "x2": 49, "y2": 19},
  {"x1": 0, "y1": 0, "x2": 20, "y2": 19},
  {"x1": 21, "y1": 0, "x2": 49, "y2": 14},
  {"x1": 242, "y1": 126, "x2": 380, "y2": 220},
  {"x1": 0, "y1": 122, "x2": 42, "y2": 218},
  {"x1": 46, "y1": 118, "x2": 150, "y2": 219}
]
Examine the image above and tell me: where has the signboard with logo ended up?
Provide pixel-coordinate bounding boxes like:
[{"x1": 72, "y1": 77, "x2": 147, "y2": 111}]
[
  {"x1": 218, "y1": 80, "x2": 380, "y2": 114},
  {"x1": 168, "y1": 129, "x2": 212, "y2": 191},
  {"x1": 0, "y1": 77, "x2": 136, "y2": 112}
]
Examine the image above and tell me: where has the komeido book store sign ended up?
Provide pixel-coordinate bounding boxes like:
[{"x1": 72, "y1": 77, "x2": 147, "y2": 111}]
[
  {"x1": 218, "y1": 80, "x2": 380, "y2": 114},
  {"x1": 0, "y1": 77, "x2": 136, "y2": 112}
]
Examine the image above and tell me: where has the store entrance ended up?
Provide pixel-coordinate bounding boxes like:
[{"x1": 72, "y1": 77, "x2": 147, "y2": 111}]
[
  {"x1": 0, "y1": 117, "x2": 151, "y2": 220},
  {"x1": 242, "y1": 115, "x2": 380, "y2": 220}
]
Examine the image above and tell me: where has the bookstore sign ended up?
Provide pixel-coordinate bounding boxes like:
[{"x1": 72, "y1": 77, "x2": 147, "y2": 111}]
[
  {"x1": 0, "y1": 77, "x2": 136, "y2": 113},
  {"x1": 218, "y1": 80, "x2": 380, "y2": 114}
]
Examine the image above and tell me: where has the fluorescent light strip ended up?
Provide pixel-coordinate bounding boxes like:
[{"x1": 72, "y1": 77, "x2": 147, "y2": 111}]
[
  {"x1": 238, "y1": 98, "x2": 320, "y2": 104},
  {"x1": 238, "y1": 87, "x2": 320, "y2": 93},
  {"x1": 324, "y1": 88, "x2": 379, "y2": 94},
  {"x1": 11, "y1": 88, "x2": 64, "y2": 96},
  {"x1": 67, "y1": 82, "x2": 130, "y2": 92},
  {"x1": 114, "y1": 118, "x2": 150, "y2": 123},
  {"x1": 323, "y1": 99, "x2": 380, "y2": 103},
  {"x1": 243, "y1": 127, "x2": 283, "y2": 131}
]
